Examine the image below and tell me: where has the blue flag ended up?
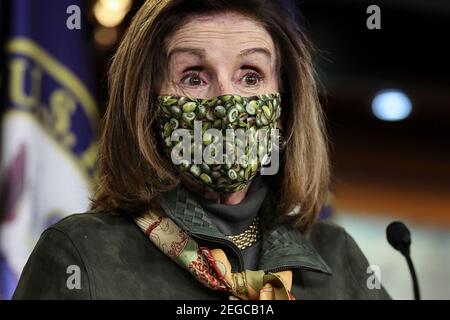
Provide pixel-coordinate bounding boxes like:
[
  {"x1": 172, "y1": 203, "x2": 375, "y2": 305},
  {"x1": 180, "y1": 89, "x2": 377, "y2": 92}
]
[{"x1": 0, "y1": 0, "x2": 98, "y2": 299}]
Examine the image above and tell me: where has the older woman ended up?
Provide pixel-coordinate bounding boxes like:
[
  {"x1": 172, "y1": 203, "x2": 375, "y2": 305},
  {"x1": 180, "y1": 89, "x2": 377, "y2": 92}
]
[{"x1": 13, "y1": 0, "x2": 390, "y2": 300}]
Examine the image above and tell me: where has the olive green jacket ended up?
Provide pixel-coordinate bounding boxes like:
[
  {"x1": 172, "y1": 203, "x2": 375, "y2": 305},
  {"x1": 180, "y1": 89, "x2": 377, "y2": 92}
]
[{"x1": 13, "y1": 185, "x2": 391, "y2": 300}]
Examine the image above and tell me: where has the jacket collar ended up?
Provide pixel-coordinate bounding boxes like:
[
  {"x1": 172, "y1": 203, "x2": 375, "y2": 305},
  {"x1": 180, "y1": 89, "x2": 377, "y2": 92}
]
[{"x1": 158, "y1": 183, "x2": 332, "y2": 275}]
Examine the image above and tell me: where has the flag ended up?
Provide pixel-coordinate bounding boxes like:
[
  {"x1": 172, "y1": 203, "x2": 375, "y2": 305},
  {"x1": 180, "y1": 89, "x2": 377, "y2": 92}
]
[{"x1": 0, "y1": 0, "x2": 98, "y2": 299}]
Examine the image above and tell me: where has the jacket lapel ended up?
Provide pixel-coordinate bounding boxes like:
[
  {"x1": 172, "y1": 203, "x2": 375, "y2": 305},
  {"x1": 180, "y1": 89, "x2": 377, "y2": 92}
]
[{"x1": 257, "y1": 194, "x2": 332, "y2": 274}]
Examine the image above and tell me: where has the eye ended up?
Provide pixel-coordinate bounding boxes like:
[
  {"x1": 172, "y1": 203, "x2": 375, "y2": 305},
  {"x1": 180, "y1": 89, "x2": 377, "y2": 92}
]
[
  {"x1": 181, "y1": 71, "x2": 206, "y2": 87},
  {"x1": 241, "y1": 71, "x2": 264, "y2": 87}
]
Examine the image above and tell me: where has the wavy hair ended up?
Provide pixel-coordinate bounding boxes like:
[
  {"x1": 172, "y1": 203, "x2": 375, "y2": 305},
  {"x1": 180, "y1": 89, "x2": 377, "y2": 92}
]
[{"x1": 90, "y1": 0, "x2": 330, "y2": 232}]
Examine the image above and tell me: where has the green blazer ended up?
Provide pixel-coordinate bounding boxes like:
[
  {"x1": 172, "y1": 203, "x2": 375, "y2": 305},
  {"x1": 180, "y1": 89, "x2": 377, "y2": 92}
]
[{"x1": 13, "y1": 185, "x2": 391, "y2": 300}]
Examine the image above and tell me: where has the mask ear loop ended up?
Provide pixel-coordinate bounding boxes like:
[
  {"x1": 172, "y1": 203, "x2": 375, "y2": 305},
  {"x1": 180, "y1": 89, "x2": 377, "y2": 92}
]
[
  {"x1": 279, "y1": 134, "x2": 287, "y2": 152},
  {"x1": 273, "y1": 129, "x2": 287, "y2": 152}
]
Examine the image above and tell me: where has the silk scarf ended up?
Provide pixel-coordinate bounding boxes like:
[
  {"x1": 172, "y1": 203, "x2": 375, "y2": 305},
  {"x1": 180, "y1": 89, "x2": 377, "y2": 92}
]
[{"x1": 134, "y1": 208, "x2": 295, "y2": 300}]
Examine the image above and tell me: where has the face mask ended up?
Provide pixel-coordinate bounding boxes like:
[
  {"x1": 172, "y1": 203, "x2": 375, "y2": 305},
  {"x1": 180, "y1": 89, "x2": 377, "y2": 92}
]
[{"x1": 155, "y1": 92, "x2": 281, "y2": 193}]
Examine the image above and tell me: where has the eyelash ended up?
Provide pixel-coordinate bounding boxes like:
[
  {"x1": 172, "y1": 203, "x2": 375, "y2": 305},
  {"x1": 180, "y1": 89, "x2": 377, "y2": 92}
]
[{"x1": 180, "y1": 70, "x2": 265, "y2": 87}]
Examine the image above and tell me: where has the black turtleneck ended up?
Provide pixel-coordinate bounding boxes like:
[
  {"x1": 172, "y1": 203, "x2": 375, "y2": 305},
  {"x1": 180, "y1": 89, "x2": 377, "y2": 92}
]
[{"x1": 190, "y1": 176, "x2": 268, "y2": 270}]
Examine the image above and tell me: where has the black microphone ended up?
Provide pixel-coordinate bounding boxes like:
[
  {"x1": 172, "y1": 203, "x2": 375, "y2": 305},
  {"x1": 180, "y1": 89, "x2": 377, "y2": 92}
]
[{"x1": 386, "y1": 221, "x2": 421, "y2": 300}]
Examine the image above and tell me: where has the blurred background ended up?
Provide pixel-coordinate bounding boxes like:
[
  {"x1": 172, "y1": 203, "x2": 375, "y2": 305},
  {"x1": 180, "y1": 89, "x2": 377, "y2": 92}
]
[{"x1": 1, "y1": 0, "x2": 449, "y2": 299}]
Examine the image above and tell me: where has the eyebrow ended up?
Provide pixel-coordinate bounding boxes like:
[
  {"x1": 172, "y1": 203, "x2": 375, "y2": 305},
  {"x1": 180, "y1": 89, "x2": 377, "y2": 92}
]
[
  {"x1": 167, "y1": 47, "x2": 272, "y2": 61},
  {"x1": 167, "y1": 47, "x2": 206, "y2": 60},
  {"x1": 239, "y1": 47, "x2": 272, "y2": 60}
]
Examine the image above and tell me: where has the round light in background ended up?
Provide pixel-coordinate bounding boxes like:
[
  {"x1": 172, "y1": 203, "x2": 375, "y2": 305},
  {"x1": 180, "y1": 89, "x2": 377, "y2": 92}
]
[
  {"x1": 93, "y1": 0, "x2": 132, "y2": 28},
  {"x1": 99, "y1": 0, "x2": 131, "y2": 11},
  {"x1": 371, "y1": 89, "x2": 412, "y2": 121}
]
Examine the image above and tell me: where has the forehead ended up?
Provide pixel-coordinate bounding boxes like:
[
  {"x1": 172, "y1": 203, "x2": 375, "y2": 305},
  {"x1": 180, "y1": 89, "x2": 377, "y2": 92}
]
[{"x1": 166, "y1": 12, "x2": 276, "y2": 60}]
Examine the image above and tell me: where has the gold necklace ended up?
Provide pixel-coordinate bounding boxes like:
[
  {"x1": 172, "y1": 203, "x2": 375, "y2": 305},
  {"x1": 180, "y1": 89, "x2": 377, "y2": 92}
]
[{"x1": 226, "y1": 216, "x2": 261, "y2": 250}]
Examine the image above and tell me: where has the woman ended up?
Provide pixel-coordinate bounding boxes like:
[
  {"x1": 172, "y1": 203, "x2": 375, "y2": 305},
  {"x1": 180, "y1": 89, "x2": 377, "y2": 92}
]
[{"x1": 13, "y1": 0, "x2": 390, "y2": 300}]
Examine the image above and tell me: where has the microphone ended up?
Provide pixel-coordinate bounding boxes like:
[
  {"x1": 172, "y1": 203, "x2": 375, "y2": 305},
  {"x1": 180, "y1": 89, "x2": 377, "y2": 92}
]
[{"x1": 386, "y1": 221, "x2": 421, "y2": 300}]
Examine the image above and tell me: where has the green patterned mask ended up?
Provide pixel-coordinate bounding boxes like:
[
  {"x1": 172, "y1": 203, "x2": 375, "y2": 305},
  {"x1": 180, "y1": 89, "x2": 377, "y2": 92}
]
[{"x1": 155, "y1": 92, "x2": 281, "y2": 193}]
